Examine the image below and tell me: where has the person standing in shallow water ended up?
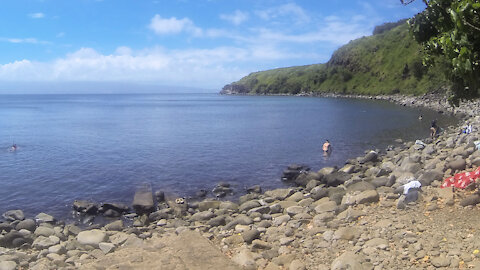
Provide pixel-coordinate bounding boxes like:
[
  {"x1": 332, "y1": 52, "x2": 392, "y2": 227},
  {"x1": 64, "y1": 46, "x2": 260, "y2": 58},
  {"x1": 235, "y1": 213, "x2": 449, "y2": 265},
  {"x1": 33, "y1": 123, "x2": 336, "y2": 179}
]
[
  {"x1": 323, "y1": 140, "x2": 331, "y2": 156},
  {"x1": 430, "y1": 120, "x2": 438, "y2": 139}
]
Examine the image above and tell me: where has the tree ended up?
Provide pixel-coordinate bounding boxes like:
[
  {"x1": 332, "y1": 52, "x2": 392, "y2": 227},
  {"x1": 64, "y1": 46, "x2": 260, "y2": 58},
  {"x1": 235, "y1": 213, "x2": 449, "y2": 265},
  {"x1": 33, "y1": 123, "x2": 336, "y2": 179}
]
[{"x1": 401, "y1": 0, "x2": 480, "y2": 105}]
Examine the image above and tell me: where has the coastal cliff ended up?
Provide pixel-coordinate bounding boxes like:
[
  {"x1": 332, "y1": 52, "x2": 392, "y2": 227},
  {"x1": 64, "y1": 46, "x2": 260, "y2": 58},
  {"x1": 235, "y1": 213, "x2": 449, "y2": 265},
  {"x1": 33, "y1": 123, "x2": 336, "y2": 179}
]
[{"x1": 221, "y1": 21, "x2": 449, "y2": 96}]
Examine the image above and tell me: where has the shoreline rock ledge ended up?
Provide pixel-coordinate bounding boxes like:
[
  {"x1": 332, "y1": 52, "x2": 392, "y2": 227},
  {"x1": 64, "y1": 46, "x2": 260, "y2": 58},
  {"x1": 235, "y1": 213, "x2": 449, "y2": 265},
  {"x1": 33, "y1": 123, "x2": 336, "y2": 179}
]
[{"x1": 0, "y1": 94, "x2": 479, "y2": 269}]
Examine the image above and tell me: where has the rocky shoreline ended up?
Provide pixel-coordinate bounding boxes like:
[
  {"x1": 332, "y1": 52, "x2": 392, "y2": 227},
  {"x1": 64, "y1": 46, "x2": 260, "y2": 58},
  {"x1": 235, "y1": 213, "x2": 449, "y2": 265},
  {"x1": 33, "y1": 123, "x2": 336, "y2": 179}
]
[{"x1": 1, "y1": 94, "x2": 480, "y2": 270}]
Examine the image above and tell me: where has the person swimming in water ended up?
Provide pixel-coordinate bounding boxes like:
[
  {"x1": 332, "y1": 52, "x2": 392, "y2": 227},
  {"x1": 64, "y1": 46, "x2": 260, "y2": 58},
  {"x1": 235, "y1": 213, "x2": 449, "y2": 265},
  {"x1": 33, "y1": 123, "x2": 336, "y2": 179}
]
[
  {"x1": 322, "y1": 140, "x2": 331, "y2": 153},
  {"x1": 10, "y1": 143, "x2": 17, "y2": 152}
]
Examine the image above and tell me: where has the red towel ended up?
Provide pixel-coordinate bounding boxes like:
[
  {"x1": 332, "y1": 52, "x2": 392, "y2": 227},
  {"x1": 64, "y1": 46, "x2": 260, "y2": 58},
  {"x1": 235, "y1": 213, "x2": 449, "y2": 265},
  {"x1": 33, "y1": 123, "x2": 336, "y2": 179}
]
[{"x1": 441, "y1": 167, "x2": 480, "y2": 189}]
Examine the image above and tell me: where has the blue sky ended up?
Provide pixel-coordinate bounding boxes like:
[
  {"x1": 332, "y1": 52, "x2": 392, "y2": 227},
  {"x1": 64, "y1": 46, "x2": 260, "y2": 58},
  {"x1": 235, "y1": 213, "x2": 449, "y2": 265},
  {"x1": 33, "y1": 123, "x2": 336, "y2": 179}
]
[{"x1": 0, "y1": 0, "x2": 426, "y2": 92}]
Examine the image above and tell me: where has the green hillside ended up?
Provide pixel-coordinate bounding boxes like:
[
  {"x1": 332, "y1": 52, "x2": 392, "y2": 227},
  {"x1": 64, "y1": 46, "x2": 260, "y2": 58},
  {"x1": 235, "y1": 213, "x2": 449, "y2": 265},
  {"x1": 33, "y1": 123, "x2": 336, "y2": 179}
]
[{"x1": 221, "y1": 22, "x2": 450, "y2": 96}]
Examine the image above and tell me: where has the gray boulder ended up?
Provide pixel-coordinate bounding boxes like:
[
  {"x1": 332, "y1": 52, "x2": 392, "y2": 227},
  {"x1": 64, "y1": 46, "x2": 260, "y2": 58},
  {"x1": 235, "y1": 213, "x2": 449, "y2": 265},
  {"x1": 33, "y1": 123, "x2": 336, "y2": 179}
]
[
  {"x1": 76, "y1": 229, "x2": 107, "y2": 247},
  {"x1": 132, "y1": 185, "x2": 154, "y2": 214},
  {"x1": 2, "y1": 210, "x2": 24, "y2": 221},
  {"x1": 447, "y1": 159, "x2": 466, "y2": 172},
  {"x1": 15, "y1": 219, "x2": 36, "y2": 232},
  {"x1": 331, "y1": 251, "x2": 365, "y2": 270}
]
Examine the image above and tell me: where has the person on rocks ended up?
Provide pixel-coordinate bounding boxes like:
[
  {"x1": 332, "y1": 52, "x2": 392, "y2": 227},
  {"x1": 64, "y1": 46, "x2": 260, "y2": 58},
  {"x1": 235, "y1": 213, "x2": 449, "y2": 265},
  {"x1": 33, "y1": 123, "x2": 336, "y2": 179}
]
[
  {"x1": 322, "y1": 139, "x2": 331, "y2": 156},
  {"x1": 430, "y1": 120, "x2": 439, "y2": 139}
]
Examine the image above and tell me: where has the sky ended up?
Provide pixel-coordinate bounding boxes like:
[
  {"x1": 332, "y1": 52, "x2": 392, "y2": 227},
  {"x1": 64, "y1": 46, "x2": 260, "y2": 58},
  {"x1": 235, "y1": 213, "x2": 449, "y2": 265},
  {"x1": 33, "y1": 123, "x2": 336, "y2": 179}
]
[{"x1": 0, "y1": 0, "x2": 427, "y2": 93}]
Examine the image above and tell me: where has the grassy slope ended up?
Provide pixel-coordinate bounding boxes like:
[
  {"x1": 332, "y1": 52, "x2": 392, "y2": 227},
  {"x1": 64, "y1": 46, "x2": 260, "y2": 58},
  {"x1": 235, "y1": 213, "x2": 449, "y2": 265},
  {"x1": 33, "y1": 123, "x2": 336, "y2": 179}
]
[{"x1": 222, "y1": 23, "x2": 450, "y2": 96}]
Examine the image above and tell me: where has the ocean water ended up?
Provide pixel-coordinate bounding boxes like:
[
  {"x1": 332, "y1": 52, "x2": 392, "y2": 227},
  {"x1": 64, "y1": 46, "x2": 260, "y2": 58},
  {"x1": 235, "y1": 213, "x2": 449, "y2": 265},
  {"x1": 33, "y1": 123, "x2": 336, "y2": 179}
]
[{"x1": 0, "y1": 93, "x2": 457, "y2": 217}]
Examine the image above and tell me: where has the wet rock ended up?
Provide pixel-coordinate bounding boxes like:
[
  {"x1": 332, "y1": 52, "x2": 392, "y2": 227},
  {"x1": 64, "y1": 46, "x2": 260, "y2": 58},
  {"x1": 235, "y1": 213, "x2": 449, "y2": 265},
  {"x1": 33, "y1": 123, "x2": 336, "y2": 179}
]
[
  {"x1": 360, "y1": 151, "x2": 378, "y2": 164},
  {"x1": 73, "y1": 200, "x2": 98, "y2": 214},
  {"x1": 132, "y1": 184, "x2": 155, "y2": 214},
  {"x1": 100, "y1": 202, "x2": 129, "y2": 215},
  {"x1": 15, "y1": 219, "x2": 36, "y2": 232},
  {"x1": 247, "y1": 185, "x2": 262, "y2": 194},
  {"x1": 35, "y1": 213, "x2": 55, "y2": 224},
  {"x1": 265, "y1": 188, "x2": 295, "y2": 200},
  {"x1": 2, "y1": 210, "x2": 24, "y2": 221},
  {"x1": 154, "y1": 190, "x2": 165, "y2": 202}
]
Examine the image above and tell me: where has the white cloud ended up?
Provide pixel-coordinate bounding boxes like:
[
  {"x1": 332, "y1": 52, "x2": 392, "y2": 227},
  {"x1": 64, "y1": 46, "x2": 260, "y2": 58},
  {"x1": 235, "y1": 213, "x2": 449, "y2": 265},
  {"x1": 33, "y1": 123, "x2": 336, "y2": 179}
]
[
  {"x1": 0, "y1": 37, "x2": 50, "y2": 44},
  {"x1": 220, "y1": 10, "x2": 248, "y2": 25},
  {"x1": 149, "y1": 15, "x2": 202, "y2": 36},
  {"x1": 29, "y1": 12, "x2": 45, "y2": 19},
  {"x1": 255, "y1": 3, "x2": 310, "y2": 24}
]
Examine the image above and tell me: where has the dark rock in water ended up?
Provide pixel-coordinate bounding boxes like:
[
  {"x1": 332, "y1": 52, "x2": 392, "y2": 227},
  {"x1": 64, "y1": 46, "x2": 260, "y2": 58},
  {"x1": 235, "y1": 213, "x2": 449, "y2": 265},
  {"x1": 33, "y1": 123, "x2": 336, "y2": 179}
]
[
  {"x1": 325, "y1": 172, "x2": 352, "y2": 187},
  {"x1": 73, "y1": 200, "x2": 99, "y2": 215},
  {"x1": 195, "y1": 189, "x2": 208, "y2": 198},
  {"x1": 282, "y1": 164, "x2": 310, "y2": 181},
  {"x1": 212, "y1": 186, "x2": 232, "y2": 197},
  {"x1": 460, "y1": 194, "x2": 480, "y2": 207},
  {"x1": 246, "y1": 185, "x2": 262, "y2": 194},
  {"x1": 154, "y1": 191, "x2": 165, "y2": 202},
  {"x1": 132, "y1": 184, "x2": 155, "y2": 214},
  {"x1": 2, "y1": 210, "x2": 25, "y2": 221},
  {"x1": 100, "y1": 203, "x2": 129, "y2": 215},
  {"x1": 217, "y1": 182, "x2": 231, "y2": 188},
  {"x1": 360, "y1": 151, "x2": 378, "y2": 164},
  {"x1": 103, "y1": 209, "x2": 121, "y2": 218},
  {"x1": 82, "y1": 215, "x2": 96, "y2": 225},
  {"x1": 15, "y1": 219, "x2": 36, "y2": 232}
]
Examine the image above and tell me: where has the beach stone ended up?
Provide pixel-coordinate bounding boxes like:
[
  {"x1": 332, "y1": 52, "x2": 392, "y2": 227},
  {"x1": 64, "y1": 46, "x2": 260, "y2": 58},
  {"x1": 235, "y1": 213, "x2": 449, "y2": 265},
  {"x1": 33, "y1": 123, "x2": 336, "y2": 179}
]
[
  {"x1": 149, "y1": 209, "x2": 171, "y2": 221},
  {"x1": 242, "y1": 229, "x2": 260, "y2": 244},
  {"x1": 431, "y1": 255, "x2": 451, "y2": 268},
  {"x1": 191, "y1": 210, "x2": 215, "y2": 221},
  {"x1": 286, "y1": 192, "x2": 304, "y2": 202},
  {"x1": 251, "y1": 239, "x2": 271, "y2": 250},
  {"x1": 232, "y1": 248, "x2": 256, "y2": 269},
  {"x1": 418, "y1": 170, "x2": 443, "y2": 186},
  {"x1": 365, "y1": 238, "x2": 388, "y2": 248},
  {"x1": 32, "y1": 236, "x2": 60, "y2": 249},
  {"x1": 35, "y1": 213, "x2": 55, "y2": 223},
  {"x1": 313, "y1": 212, "x2": 335, "y2": 225},
  {"x1": 265, "y1": 188, "x2": 295, "y2": 200},
  {"x1": 104, "y1": 220, "x2": 124, "y2": 231},
  {"x1": 333, "y1": 227, "x2": 358, "y2": 241},
  {"x1": 198, "y1": 200, "x2": 221, "y2": 211},
  {"x1": 356, "y1": 190, "x2": 379, "y2": 204},
  {"x1": 361, "y1": 151, "x2": 378, "y2": 163},
  {"x1": 310, "y1": 186, "x2": 328, "y2": 200},
  {"x1": 240, "y1": 200, "x2": 261, "y2": 212},
  {"x1": 48, "y1": 244, "x2": 66, "y2": 254},
  {"x1": 2, "y1": 210, "x2": 24, "y2": 221},
  {"x1": 99, "y1": 242, "x2": 115, "y2": 254},
  {"x1": 325, "y1": 172, "x2": 351, "y2": 187},
  {"x1": 337, "y1": 208, "x2": 366, "y2": 221},
  {"x1": 247, "y1": 185, "x2": 262, "y2": 194},
  {"x1": 370, "y1": 177, "x2": 389, "y2": 188},
  {"x1": 219, "y1": 201, "x2": 239, "y2": 211},
  {"x1": 460, "y1": 194, "x2": 480, "y2": 206},
  {"x1": 239, "y1": 193, "x2": 259, "y2": 205},
  {"x1": 289, "y1": 260, "x2": 306, "y2": 270},
  {"x1": 73, "y1": 200, "x2": 98, "y2": 214},
  {"x1": 331, "y1": 251, "x2": 365, "y2": 270},
  {"x1": 77, "y1": 229, "x2": 107, "y2": 247},
  {"x1": 315, "y1": 201, "x2": 337, "y2": 214},
  {"x1": 207, "y1": 215, "x2": 226, "y2": 227},
  {"x1": 273, "y1": 215, "x2": 291, "y2": 226},
  {"x1": 286, "y1": 206, "x2": 304, "y2": 216},
  {"x1": 34, "y1": 226, "x2": 55, "y2": 237},
  {"x1": 346, "y1": 181, "x2": 375, "y2": 193},
  {"x1": 0, "y1": 261, "x2": 17, "y2": 270},
  {"x1": 15, "y1": 219, "x2": 36, "y2": 232},
  {"x1": 224, "y1": 215, "x2": 253, "y2": 230},
  {"x1": 248, "y1": 206, "x2": 270, "y2": 215},
  {"x1": 447, "y1": 158, "x2": 466, "y2": 172},
  {"x1": 132, "y1": 185, "x2": 154, "y2": 214}
]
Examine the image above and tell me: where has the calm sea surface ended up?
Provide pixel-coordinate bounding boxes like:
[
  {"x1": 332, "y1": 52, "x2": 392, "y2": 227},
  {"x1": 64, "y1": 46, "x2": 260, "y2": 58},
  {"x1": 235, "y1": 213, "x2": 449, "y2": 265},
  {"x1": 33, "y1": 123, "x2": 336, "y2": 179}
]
[{"x1": 0, "y1": 93, "x2": 457, "y2": 217}]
